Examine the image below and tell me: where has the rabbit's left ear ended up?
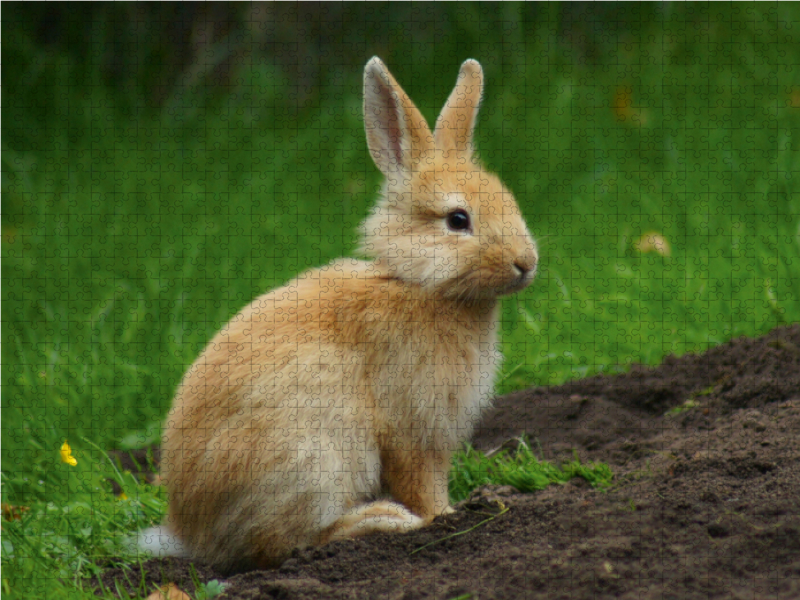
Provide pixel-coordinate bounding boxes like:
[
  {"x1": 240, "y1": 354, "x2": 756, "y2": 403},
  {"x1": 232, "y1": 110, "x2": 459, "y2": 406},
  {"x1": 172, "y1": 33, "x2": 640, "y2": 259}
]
[
  {"x1": 434, "y1": 59, "x2": 484, "y2": 156},
  {"x1": 364, "y1": 57, "x2": 434, "y2": 174}
]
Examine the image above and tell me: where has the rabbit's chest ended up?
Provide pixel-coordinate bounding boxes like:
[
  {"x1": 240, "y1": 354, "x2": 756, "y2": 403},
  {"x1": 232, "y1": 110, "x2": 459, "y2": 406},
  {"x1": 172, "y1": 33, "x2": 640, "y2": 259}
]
[{"x1": 374, "y1": 316, "x2": 501, "y2": 448}]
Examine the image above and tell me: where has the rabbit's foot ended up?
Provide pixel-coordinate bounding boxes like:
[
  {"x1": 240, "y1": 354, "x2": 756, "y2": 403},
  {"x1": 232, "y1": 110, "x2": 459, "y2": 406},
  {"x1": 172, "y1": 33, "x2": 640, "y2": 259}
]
[{"x1": 322, "y1": 500, "x2": 424, "y2": 543}]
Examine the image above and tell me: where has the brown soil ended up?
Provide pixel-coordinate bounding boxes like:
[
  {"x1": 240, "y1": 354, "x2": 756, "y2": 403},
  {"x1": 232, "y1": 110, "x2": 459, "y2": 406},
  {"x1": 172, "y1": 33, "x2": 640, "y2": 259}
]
[{"x1": 97, "y1": 324, "x2": 800, "y2": 599}]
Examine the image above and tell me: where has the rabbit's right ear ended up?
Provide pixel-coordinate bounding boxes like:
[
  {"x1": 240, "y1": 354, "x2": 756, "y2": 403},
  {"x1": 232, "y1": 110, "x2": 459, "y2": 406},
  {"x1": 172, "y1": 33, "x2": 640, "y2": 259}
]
[
  {"x1": 363, "y1": 57, "x2": 434, "y2": 174},
  {"x1": 434, "y1": 59, "x2": 484, "y2": 156}
]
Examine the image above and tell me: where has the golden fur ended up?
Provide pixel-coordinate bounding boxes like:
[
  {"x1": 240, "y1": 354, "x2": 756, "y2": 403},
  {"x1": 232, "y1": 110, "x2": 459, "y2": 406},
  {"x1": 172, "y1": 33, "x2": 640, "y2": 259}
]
[{"x1": 161, "y1": 57, "x2": 537, "y2": 573}]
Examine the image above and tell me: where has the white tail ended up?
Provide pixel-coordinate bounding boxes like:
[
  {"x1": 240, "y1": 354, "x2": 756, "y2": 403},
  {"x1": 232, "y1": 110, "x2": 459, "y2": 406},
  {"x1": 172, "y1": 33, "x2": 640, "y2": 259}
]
[{"x1": 137, "y1": 525, "x2": 188, "y2": 558}]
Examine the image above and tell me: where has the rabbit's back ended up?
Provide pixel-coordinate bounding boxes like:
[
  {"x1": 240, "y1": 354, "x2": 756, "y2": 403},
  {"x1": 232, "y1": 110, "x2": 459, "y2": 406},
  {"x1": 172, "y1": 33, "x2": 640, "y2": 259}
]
[{"x1": 162, "y1": 259, "x2": 382, "y2": 568}]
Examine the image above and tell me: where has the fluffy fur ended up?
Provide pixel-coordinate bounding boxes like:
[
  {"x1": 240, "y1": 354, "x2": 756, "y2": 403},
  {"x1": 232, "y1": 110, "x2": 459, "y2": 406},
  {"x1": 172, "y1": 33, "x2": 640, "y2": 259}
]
[{"x1": 160, "y1": 57, "x2": 538, "y2": 573}]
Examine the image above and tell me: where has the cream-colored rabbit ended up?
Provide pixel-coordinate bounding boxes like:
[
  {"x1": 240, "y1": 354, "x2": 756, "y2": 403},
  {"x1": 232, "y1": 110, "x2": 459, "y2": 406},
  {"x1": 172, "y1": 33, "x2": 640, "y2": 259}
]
[{"x1": 159, "y1": 57, "x2": 537, "y2": 573}]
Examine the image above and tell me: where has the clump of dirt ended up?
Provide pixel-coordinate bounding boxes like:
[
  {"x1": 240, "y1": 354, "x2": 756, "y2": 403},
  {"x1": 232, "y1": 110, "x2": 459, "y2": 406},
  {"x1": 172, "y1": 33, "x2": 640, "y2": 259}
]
[{"x1": 97, "y1": 324, "x2": 800, "y2": 599}]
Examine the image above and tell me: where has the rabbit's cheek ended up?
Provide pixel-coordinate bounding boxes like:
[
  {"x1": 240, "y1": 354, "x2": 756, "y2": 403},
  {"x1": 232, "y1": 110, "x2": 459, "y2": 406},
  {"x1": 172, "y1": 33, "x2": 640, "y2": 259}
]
[{"x1": 432, "y1": 255, "x2": 458, "y2": 281}]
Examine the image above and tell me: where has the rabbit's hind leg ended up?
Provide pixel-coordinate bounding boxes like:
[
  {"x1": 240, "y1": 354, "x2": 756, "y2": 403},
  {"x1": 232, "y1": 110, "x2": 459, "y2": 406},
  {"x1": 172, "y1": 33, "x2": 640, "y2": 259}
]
[{"x1": 319, "y1": 500, "x2": 424, "y2": 543}]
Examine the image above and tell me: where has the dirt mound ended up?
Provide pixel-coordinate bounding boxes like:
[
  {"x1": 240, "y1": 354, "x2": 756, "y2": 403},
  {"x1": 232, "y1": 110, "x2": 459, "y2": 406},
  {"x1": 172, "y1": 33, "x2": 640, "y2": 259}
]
[{"x1": 97, "y1": 324, "x2": 800, "y2": 599}]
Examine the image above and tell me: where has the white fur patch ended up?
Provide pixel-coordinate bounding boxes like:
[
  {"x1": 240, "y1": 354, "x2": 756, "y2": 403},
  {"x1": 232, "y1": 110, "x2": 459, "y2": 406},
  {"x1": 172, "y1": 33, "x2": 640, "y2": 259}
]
[{"x1": 137, "y1": 525, "x2": 188, "y2": 558}]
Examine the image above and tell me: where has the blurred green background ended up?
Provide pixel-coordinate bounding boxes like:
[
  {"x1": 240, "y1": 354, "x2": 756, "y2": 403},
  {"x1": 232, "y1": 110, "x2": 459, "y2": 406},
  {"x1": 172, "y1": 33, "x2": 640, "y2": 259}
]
[
  {"x1": 4, "y1": 0, "x2": 800, "y2": 512},
  {"x1": 2, "y1": 3, "x2": 800, "y2": 476},
  {"x1": 4, "y1": 3, "x2": 800, "y2": 597}
]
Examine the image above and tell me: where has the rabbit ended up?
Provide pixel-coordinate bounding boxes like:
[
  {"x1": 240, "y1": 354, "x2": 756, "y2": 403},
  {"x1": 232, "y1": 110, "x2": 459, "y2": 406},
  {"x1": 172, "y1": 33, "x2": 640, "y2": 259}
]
[{"x1": 158, "y1": 56, "x2": 538, "y2": 574}]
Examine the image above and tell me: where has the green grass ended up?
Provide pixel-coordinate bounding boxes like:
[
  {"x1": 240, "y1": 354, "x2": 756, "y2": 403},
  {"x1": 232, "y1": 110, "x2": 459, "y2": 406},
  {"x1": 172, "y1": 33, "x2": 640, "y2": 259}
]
[
  {"x1": 449, "y1": 440, "x2": 613, "y2": 504},
  {"x1": 1, "y1": 444, "x2": 165, "y2": 599},
  {"x1": 4, "y1": 4, "x2": 800, "y2": 599}
]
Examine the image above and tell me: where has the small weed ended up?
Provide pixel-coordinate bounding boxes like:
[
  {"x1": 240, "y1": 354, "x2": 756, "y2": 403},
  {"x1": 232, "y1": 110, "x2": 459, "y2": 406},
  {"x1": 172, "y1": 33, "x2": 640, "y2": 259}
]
[
  {"x1": 410, "y1": 503, "x2": 510, "y2": 556},
  {"x1": 665, "y1": 399, "x2": 700, "y2": 417},
  {"x1": 189, "y1": 565, "x2": 227, "y2": 600},
  {"x1": 665, "y1": 383, "x2": 717, "y2": 417},
  {"x1": 449, "y1": 439, "x2": 613, "y2": 504},
  {"x1": 194, "y1": 580, "x2": 228, "y2": 600}
]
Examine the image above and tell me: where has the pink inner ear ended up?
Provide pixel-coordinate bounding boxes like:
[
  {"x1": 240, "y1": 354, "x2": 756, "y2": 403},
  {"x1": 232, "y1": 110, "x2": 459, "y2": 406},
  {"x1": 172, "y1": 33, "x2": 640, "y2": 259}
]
[{"x1": 383, "y1": 89, "x2": 404, "y2": 167}]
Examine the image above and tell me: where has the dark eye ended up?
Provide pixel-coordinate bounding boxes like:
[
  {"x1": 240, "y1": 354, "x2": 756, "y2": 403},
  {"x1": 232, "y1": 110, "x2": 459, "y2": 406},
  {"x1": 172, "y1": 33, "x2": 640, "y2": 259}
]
[{"x1": 446, "y1": 209, "x2": 471, "y2": 232}]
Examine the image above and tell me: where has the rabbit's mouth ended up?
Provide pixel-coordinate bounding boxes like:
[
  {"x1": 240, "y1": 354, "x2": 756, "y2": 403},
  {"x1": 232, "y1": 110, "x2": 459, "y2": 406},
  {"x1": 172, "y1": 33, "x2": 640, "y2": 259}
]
[
  {"x1": 440, "y1": 265, "x2": 535, "y2": 300},
  {"x1": 496, "y1": 262, "x2": 537, "y2": 296},
  {"x1": 497, "y1": 275, "x2": 534, "y2": 296}
]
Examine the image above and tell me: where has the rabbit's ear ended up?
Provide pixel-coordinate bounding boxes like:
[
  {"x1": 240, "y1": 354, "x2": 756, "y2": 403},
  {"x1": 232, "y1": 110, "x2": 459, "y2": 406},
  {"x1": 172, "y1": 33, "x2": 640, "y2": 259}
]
[
  {"x1": 434, "y1": 59, "x2": 483, "y2": 156},
  {"x1": 364, "y1": 57, "x2": 434, "y2": 174}
]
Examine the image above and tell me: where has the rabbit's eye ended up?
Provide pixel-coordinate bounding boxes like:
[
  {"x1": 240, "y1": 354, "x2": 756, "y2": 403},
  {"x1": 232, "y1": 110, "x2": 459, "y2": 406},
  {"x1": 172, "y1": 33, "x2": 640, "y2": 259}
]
[{"x1": 446, "y1": 209, "x2": 471, "y2": 232}]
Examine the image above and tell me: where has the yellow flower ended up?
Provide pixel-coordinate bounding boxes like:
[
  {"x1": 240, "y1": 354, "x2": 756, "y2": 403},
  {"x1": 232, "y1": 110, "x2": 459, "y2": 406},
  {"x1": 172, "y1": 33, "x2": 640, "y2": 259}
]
[{"x1": 60, "y1": 441, "x2": 77, "y2": 466}]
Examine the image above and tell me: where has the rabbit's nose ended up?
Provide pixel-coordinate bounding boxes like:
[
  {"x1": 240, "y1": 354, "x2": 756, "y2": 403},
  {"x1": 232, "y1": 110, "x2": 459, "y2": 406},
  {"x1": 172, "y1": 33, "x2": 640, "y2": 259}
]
[{"x1": 513, "y1": 259, "x2": 534, "y2": 277}]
